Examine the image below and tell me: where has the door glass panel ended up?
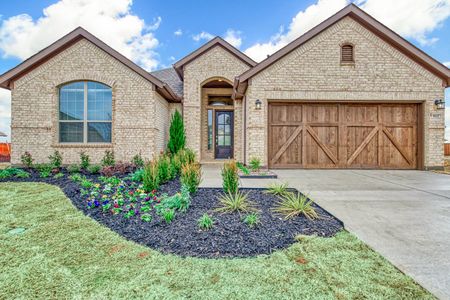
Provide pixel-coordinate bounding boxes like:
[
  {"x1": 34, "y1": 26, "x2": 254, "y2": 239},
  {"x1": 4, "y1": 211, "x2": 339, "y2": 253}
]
[
  {"x1": 224, "y1": 136, "x2": 231, "y2": 146},
  {"x1": 224, "y1": 114, "x2": 230, "y2": 125},
  {"x1": 218, "y1": 136, "x2": 224, "y2": 146}
]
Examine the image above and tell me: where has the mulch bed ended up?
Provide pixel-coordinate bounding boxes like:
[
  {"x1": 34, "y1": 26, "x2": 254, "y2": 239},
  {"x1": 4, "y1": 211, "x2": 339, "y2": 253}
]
[{"x1": 1, "y1": 170, "x2": 344, "y2": 258}]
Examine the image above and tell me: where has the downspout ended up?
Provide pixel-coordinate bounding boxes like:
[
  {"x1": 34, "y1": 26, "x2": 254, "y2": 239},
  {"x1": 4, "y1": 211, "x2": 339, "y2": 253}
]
[{"x1": 243, "y1": 94, "x2": 247, "y2": 165}]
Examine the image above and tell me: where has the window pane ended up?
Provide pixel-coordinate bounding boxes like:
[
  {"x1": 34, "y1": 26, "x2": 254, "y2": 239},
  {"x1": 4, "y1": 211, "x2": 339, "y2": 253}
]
[
  {"x1": 218, "y1": 136, "x2": 224, "y2": 146},
  {"x1": 88, "y1": 122, "x2": 112, "y2": 143},
  {"x1": 87, "y1": 82, "x2": 112, "y2": 120},
  {"x1": 59, "y1": 82, "x2": 84, "y2": 120},
  {"x1": 224, "y1": 136, "x2": 231, "y2": 146},
  {"x1": 60, "y1": 122, "x2": 83, "y2": 143},
  {"x1": 207, "y1": 110, "x2": 213, "y2": 150}
]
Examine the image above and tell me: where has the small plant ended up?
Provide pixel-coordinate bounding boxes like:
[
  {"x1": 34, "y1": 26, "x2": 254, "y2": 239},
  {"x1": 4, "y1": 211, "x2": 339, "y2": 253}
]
[
  {"x1": 48, "y1": 150, "x2": 63, "y2": 168},
  {"x1": 265, "y1": 182, "x2": 289, "y2": 196},
  {"x1": 69, "y1": 173, "x2": 83, "y2": 182},
  {"x1": 198, "y1": 213, "x2": 214, "y2": 230},
  {"x1": 141, "y1": 214, "x2": 152, "y2": 222},
  {"x1": 180, "y1": 163, "x2": 201, "y2": 194},
  {"x1": 80, "y1": 151, "x2": 90, "y2": 169},
  {"x1": 157, "y1": 154, "x2": 171, "y2": 183},
  {"x1": 162, "y1": 209, "x2": 175, "y2": 224},
  {"x1": 177, "y1": 148, "x2": 196, "y2": 166},
  {"x1": 216, "y1": 191, "x2": 256, "y2": 213},
  {"x1": 236, "y1": 162, "x2": 250, "y2": 175},
  {"x1": 249, "y1": 157, "x2": 262, "y2": 172},
  {"x1": 99, "y1": 176, "x2": 121, "y2": 186},
  {"x1": 53, "y1": 172, "x2": 64, "y2": 179},
  {"x1": 221, "y1": 160, "x2": 239, "y2": 194},
  {"x1": 272, "y1": 192, "x2": 318, "y2": 220},
  {"x1": 167, "y1": 110, "x2": 186, "y2": 154},
  {"x1": 132, "y1": 153, "x2": 144, "y2": 168},
  {"x1": 243, "y1": 213, "x2": 260, "y2": 228},
  {"x1": 170, "y1": 154, "x2": 182, "y2": 176},
  {"x1": 20, "y1": 152, "x2": 33, "y2": 168},
  {"x1": 157, "y1": 185, "x2": 191, "y2": 213},
  {"x1": 35, "y1": 163, "x2": 53, "y2": 178},
  {"x1": 87, "y1": 164, "x2": 101, "y2": 174},
  {"x1": 15, "y1": 169, "x2": 30, "y2": 178},
  {"x1": 67, "y1": 164, "x2": 80, "y2": 173},
  {"x1": 101, "y1": 150, "x2": 115, "y2": 167},
  {"x1": 80, "y1": 178, "x2": 94, "y2": 189},
  {"x1": 143, "y1": 160, "x2": 160, "y2": 192}
]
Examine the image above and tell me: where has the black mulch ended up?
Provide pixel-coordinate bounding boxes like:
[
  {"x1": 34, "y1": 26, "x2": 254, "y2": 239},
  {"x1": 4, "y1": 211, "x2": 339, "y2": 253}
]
[{"x1": 1, "y1": 170, "x2": 344, "y2": 258}]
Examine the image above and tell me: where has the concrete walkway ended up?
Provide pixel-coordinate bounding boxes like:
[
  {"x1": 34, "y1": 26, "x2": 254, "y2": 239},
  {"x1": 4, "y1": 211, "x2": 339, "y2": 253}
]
[{"x1": 201, "y1": 166, "x2": 450, "y2": 299}]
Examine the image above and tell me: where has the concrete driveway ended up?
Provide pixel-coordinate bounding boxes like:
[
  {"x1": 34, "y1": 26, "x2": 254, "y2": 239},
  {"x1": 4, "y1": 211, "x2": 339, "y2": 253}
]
[{"x1": 201, "y1": 167, "x2": 450, "y2": 299}]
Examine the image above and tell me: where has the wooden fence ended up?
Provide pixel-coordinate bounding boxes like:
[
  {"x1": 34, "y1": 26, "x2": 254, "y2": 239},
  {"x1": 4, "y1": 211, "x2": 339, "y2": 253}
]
[{"x1": 445, "y1": 143, "x2": 450, "y2": 156}]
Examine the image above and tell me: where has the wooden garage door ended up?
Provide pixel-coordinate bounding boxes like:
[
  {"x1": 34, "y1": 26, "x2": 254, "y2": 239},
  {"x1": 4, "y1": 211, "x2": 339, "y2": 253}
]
[{"x1": 268, "y1": 103, "x2": 418, "y2": 169}]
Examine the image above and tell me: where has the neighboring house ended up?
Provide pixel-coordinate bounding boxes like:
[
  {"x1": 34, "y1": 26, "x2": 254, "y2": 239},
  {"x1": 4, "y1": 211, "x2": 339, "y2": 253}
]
[{"x1": 0, "y1": 4, "x2": 449, "y2": 170}]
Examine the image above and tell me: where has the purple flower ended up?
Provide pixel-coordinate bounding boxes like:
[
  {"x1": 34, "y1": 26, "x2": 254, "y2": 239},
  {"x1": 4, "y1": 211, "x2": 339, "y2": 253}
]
[
  {"x1": 94, "y1": 200, "x2": 100, "y2": 207},
  {"x1": 102, "y1": 200, "x2": 109, "y2": 205},
  {"x1": 134, "y1": 210, "x2": 139, "y2": 215},
  {"x1": 87, "y1": 201, "x2": 92, "y2": 207}
]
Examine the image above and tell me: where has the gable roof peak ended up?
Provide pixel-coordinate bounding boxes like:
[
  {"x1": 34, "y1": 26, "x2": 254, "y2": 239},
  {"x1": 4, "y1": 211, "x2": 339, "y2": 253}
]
[{"x1": 173, "y1": 35, "x2": 257, "y2": 79}]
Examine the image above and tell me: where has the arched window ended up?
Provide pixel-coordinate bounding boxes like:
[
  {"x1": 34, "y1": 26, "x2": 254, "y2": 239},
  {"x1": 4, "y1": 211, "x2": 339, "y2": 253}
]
[
  {"x1": 59, "y1": 81, "x2": 112, "y2": 143},
  {"x1": 341, "y1": 44, "x2": 354, "y2": 63}
]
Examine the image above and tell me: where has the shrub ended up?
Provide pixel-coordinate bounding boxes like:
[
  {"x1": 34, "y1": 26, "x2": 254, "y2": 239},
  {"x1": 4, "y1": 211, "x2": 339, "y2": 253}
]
[
  {"x1": 167, "y1": 110, "x2": 185, "y2": 154},
  {"x1": 67, "y1": 164, "x2": 80, "y2": 174},
  {"x1": 48, "y1": 150, "x2": 63, "y2": 168},
  {"x1": 131, "y1": 169, "x2": 144, "y2": 182},
  {"x1": 221, "y1": 160, "x2": 239, "y2": 194},
  {"x1": 272, "y1": 192, "x2": 318, "y2": 220},
  {"x1": 35, "y1": 163, "x2": 53, "y2": 178},
  {"x1": 198, "y1": 214, "x2": 214, "y2": 230},
  {"x1": 99, "y1": 176, "x2": 121, "y2": 186},
  {"x1": 265, "y1": 182, "x2": 289, "y2": 196},
  {"x1": 236, "y1": 162, "x2": 250, "y2": 175},
  {"x1": 216, "y1": 191, "x2": 256, "y2": 213},
  {"x1": 243, "y1": 213, "x2": 260, "y2": 228},
  {"x1": 80, "y1": 178, "x2": 94, "y2": 189},
  {"x1": 132, "y1": 153, "x2": 144, "y2": 168},
  {"x1": 157, "y1": 154, "x2": 171, "y2": 183},
  {"x1": 177, "y1": 148, "x2": 196, "y2": 166},
  {"x1": 100, "y1": 162, "x2": 134, "y2": 177},
  {"x1": 181, "y1": 163, "x2": 201, "y2": 194},
  {"x1": 87, "y1": 164, "x2": 101, "y2": 174},
  {"x1": 20, "y1": 152, "x2": 33, "y2": 168},
  {"x1": 143, "y1": 160, "x2": 159, "y2": 192},
  {"x1": 80, "y1": 151, "x2": 90, "y2": 169},
  {"x1": 0, "y1": 168, "x2": 28, "y2": 179},
  {"x1": 249, "y1": 157, "x2": 262, "y2": 172},
  {"x1": 101, "y1": 150, "x2": 115, "y2": 167},
  {"x1": 170, "y1": 154, "x2": 182, "y2": 176}
]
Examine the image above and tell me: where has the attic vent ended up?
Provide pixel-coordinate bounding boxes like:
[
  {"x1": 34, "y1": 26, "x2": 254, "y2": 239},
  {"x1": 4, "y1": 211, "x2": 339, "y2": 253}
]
[{"x1": 341, "y1": 44, "x2": 354, "y2": 63}]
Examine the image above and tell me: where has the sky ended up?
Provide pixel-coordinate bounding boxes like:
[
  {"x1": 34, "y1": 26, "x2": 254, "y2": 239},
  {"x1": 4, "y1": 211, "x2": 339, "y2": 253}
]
[{"x1": 0, "y1": 0, "x2": 449, "y2": 141}]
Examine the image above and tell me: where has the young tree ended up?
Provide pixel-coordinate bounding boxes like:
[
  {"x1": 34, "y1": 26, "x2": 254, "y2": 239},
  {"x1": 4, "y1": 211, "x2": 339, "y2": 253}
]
[{"x1": 167, "y1": 110, "x2": 186, "y2": 154}]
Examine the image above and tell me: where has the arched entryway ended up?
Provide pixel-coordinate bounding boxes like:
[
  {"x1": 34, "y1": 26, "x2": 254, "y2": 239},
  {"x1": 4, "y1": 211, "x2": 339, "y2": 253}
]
[{"x1": 200, "y1": 77, "x2": 235, "y2": 161}]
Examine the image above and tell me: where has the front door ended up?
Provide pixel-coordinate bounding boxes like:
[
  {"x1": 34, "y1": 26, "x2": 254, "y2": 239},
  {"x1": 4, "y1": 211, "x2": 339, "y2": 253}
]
[{"x1": 215, "y1": 111, "x2": 233, "y2": 159}]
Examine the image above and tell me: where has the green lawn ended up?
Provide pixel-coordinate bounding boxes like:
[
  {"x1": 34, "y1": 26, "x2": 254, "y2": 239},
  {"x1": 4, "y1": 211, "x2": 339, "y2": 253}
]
[{"x1": 0, "y1": 182, "x2": 433, "y2": 299}]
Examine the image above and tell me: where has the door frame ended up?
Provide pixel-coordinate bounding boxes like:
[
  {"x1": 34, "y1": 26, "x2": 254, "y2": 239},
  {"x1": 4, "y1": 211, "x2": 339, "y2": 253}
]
[
  {"x1": 267, "y1": 100, "x2": 425, "y2": 170},
  {"x1": 214, "y1": 110, "x2": 234, "y2": 159}
]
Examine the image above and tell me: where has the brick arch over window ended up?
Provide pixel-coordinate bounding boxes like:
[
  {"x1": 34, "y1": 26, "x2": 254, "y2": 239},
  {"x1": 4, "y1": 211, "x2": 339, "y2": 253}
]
[
  {"x1": 340, "y1": 43, "x2": 355, "y2": 63},
  {"x1": 200, "y1": 76, "x2": 233, "y2": 88},
  {"x1": 53, "y1": 75, "x2": 116, "y2": 89}
]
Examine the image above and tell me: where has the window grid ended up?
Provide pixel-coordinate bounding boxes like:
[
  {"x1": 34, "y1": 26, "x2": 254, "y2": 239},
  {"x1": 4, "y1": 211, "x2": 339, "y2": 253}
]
[{"x1": 59, "y1": 81, "x2": 112, "y2": 143}]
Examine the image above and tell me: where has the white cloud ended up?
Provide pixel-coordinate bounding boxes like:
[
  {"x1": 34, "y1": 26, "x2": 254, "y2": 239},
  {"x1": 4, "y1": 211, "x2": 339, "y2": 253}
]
[
  {"x1": 245, "y1": 0, "x2": 450, "y2": 62},
  {"x1": 0, "y1": 0, "x2": 162, "y2": 71},
  {"x1": 0, "y1": 89, "x2": 11, "y2": 141},
  {"x1": 224, "y1": 29, "x2": 242, "y2": 48},
  {"x1": 174, "y1": 29, "x2": 182, "y2": 36},
  {"x1": 444, "y1": 62, "x2": 450, "y2": 67},
  {"x1": 192, "y1": 31, "x2": 214, "y2": 42}
]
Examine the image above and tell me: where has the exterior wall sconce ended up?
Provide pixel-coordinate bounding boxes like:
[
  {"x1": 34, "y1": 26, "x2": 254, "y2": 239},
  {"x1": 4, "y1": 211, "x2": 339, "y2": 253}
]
[
  {"x1": 255, "y1": 99, "x2": 262, "y2": 110},
  {"x1": 434, "y1": 99, "x2": 445, "y2": 110}
]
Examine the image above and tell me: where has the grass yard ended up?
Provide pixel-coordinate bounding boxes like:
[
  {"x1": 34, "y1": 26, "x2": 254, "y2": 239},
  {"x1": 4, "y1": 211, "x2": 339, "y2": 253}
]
[{"x1": 0, "y1": 182, "x2": 433, "y2": 299}]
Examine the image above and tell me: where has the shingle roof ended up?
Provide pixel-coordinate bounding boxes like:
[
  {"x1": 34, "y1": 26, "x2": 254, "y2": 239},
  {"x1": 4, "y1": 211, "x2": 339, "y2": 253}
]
[
  {"x1": 150, "y1": 67, "x2": 183, "y2": 98},
  {"x1": 0, "y1": 131, "x2": 7, "y2": 137}
]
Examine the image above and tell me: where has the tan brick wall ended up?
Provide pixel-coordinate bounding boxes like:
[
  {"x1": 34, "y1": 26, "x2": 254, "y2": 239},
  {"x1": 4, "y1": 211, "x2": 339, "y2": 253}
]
[
  {"x1": 10, "y1": 38, "x2": 171, "y2": 165},
  {"x1": 245, "y1": 17, "x2": 445, "y2": 168},
  {"x1": 182, "y1": 45, "x2": 251, "y2": 161}
]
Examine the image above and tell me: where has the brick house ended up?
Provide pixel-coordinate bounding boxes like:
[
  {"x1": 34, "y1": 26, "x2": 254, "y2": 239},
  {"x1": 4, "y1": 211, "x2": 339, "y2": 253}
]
[{"x1": 1, "y1": 4, "x2": 449, "y2": 169}]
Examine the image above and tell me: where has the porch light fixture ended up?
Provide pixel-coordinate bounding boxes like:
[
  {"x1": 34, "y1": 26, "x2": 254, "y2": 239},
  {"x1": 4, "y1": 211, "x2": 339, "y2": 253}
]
[
  {"x1": 434, "y1": 99, "x2": 445, "y2": 110},
  {"x1": 255, "y1": 99, "x2": 262, "y2": 110}
]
